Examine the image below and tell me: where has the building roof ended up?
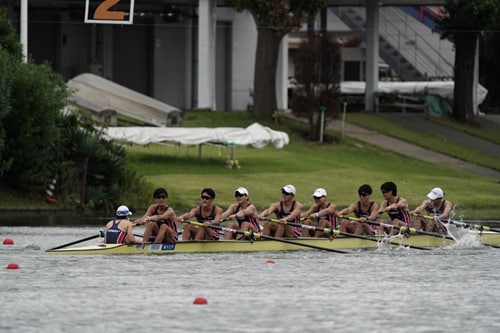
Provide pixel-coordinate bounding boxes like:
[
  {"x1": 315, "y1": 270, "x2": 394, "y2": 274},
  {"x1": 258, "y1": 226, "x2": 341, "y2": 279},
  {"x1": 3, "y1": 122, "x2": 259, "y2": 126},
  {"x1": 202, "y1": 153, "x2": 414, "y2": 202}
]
[{"x1": 67, "y1": 73, "x2": 183, "y2": 127}]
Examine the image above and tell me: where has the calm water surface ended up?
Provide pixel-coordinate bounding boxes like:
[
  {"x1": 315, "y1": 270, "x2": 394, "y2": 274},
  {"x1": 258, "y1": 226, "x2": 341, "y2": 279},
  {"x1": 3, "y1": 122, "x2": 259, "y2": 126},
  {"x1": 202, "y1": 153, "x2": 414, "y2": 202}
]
[{"x1": 1, "y1": 225, "x2": 500, "y2": 333}]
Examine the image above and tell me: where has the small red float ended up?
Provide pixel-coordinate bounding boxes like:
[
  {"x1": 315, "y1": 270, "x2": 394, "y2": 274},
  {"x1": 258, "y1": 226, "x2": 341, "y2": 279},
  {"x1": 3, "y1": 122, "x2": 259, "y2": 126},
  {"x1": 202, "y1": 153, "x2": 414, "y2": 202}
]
[
  {"x1": 6, "y1": 262, "x2": 19, "y2": 269},
  {"x1": 3, "y1": 238, "x2": 14, "y2": 245},
  {"x1": 193, "y1": 296, "x2": 208, "y2": 305}
]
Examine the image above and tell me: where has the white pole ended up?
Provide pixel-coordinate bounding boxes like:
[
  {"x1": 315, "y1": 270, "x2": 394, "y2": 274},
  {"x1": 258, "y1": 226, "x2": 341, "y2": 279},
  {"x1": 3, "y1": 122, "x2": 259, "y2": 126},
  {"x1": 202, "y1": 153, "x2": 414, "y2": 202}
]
[
  {"x1": 319, "y1": 106, "x2": 325, "y2": 143},
  {"x1": 20, "y1": 0, "x2": 28, "y2": 63},
  {"x1": 472, "y1": 36, "x2": 479, "y2": 116}
]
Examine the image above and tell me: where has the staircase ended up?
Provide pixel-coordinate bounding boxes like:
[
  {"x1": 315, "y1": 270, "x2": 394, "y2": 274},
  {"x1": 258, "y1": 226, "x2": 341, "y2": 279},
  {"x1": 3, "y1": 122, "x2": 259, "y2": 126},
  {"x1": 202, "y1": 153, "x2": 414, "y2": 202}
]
[{"x1": 333, "y1": 6, "x2": 454, "y2": 81}]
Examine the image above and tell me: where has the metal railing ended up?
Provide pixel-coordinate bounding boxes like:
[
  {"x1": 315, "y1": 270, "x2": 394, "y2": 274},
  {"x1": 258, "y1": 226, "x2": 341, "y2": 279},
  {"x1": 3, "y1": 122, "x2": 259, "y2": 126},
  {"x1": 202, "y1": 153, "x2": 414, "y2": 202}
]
[{"x1": 379, "y1": 6, "x2": 454, "y2": 79}]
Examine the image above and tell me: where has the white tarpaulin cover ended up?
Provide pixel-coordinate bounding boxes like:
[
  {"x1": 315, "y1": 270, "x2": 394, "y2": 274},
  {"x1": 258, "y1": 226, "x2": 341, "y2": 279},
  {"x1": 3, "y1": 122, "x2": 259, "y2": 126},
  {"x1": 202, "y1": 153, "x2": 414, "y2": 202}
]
[
  {"x1": 340, "y1": 81, "x2": 488, "y2": 104},
  {"x1": 104, "y1": 122, "x2": 289, "y2": 148}
]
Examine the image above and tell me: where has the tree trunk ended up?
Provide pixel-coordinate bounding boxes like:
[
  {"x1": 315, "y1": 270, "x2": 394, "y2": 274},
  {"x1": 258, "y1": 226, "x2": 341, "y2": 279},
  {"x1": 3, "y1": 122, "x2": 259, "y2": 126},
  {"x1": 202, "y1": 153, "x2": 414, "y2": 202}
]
[
  {"x1": 80, "y1": 157, "x2": 88, "y2": 208},
  {"x1": 252, "y1": 28, "x2": 284, "y2": 118},
  {"x1": 453, "y1": 31, "x2": 477, "y2": 124}
]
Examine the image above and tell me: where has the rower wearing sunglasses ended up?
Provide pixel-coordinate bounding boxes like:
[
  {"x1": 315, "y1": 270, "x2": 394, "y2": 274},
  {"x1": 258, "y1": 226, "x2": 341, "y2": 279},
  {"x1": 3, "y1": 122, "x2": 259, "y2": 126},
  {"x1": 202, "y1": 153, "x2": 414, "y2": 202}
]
[
  {"x1": 258, "y1": 184, "x2": 303, "y2": 238},
  {"x1": 376, "y1": 181, "x2": 411, "y2": 235},
  {"x1": 137, "y1": 188, "x2": 178, "y2": 244},
  {"x1": 300, "y1": 188, "x2": 338, "y2": 237},
  {"x1": 337, "y1": 184, "x2": 379, "y2": 235},
  {"x1": 178, "y1": 188, "x2": 223, "y2": 241},
  {"x1": 221, "y1": 187, "x2": 261, "y2": 240}
]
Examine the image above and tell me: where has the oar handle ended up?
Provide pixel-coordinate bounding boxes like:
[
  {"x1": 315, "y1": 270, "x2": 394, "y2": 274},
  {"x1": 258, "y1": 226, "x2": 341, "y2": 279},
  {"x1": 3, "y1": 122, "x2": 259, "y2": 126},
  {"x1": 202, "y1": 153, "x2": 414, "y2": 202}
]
[
  {"x1": 187, "y1": 221, "x2": 258, "y2": 239},
  {"x1": 411, "y1": 213, "x2": 436, "y2": 220},
  {"x1": 267, "y1": 219, "x2": 337, "y2": 236}
]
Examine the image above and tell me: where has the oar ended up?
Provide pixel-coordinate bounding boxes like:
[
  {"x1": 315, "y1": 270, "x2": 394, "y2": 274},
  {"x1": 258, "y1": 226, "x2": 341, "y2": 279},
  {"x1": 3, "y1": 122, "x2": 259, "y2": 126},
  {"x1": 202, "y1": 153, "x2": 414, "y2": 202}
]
[
  {"x1": 267, "y1": 219, "x2": 431, "y2": 251},
  {"x1": 339, "y1": 215, "x2": 454, "y2": 240},
  {"x1": 413, "y1": 213, "x2": 500, "y2": 233},
  {"x1": 47, "y1": 230, "x2": 105, "y2": 251},
  {"x1": 187, "y1": 221, "x2": 348, "y2": 253},
  {"x1": 412, "y1": 214, "x2": 500, "y2": 248}
]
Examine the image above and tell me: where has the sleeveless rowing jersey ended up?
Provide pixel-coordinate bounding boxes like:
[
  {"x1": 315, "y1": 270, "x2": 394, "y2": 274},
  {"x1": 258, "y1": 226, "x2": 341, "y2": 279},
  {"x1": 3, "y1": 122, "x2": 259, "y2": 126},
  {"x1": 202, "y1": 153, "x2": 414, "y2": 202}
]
[
  {"x1": 386, "y1": 198, "x2": 411, "y2": 227},
  {"x1": 315, "y1": 203, "x2": 337, "y2": 229},
  {"x1": 427, "y1": 200, "x2": 448, "y2": 232},
  {"x1": 105, "y1": 220, "x2": 127, "y2": 244},
  {"x1": 234, "y1": 204, "x2": 261, "y2": 232},
  {"x1": 356, "y1": 201, "x2": 375, "y2": 231},
  {"x1": 279, "y1": 201, "x2": 301, "y2": 238},
  {"x1": 197, "y1": 205, "x2": 219, "y2": 240},
  {"x1": 427, "y1": 200, "x2": 447, "y2": 216},
  {"x1": 153, "y1": 205, "x2": 178, "y2": 242}
]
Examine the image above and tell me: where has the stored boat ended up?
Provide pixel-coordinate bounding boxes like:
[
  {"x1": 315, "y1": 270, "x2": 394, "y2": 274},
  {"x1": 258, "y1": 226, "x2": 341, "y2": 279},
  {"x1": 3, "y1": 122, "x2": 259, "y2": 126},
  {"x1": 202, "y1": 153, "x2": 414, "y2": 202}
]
[{"x1": 45, "y1": 232, "x2": 500, "y2": 255}]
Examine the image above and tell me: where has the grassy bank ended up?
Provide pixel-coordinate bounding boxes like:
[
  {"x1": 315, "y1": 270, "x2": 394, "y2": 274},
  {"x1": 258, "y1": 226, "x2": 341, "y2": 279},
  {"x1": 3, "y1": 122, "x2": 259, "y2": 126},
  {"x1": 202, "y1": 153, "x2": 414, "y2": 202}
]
[
  {"x1": 2, "y1": 111, "x2": 499, "y2": 220},
  {"x1": 346, "y1": 113, "x2": 500, "y2": 172}
]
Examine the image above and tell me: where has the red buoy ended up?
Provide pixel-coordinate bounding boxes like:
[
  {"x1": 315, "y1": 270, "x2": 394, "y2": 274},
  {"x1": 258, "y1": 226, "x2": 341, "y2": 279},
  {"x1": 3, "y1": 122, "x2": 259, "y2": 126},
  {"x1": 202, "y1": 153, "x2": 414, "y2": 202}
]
[
  {"x1": 193, "y1": 296, "x2": 208, "y2": 305},
  {"x1": 6, "y1": 262, "x2": 19, "y2": 269},
  {"x1": 3, "y1": 238, "x2": 14, "y2": 245},
  {"x1": 266, "y1": 259, "x2": 275, "y2": 264}
]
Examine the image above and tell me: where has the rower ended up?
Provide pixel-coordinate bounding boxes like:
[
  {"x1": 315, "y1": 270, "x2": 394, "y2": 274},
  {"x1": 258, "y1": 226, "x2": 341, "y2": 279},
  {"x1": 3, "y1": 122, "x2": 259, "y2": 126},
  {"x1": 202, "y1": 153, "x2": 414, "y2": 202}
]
[
  {"x1": 410, "y1": 187, "x2": 452, "y2": 233},
  {"x1": 258, "y1": 184, "x2": 303, "y2": 238},
  {"x1": 376, "y1": 182, "x2": 411, "y2": 236},
  {"x1": 300, "y1": 188, "x2": 337, "y2": 238},
  {"x1": 337, "y1": 184, "x2": 379, "y2": 235},
  {"x1": 221, "y1": 187, "x2": 261, "y2": 240}
]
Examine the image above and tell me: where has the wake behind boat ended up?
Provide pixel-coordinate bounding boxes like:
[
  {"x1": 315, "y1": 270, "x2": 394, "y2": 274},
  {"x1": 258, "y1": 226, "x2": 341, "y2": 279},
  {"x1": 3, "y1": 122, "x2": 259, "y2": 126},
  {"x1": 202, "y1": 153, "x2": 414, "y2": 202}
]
[{"x1": 45, "y1": 231, "x2": 500, "y2": 255}]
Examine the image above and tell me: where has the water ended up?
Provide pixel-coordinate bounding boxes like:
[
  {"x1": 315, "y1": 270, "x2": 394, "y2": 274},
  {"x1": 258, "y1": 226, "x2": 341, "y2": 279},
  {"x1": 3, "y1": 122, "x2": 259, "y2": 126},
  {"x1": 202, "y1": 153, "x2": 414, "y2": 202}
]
[{"x1": 1, "y1": 225, "x2": 500, "y2": 333}]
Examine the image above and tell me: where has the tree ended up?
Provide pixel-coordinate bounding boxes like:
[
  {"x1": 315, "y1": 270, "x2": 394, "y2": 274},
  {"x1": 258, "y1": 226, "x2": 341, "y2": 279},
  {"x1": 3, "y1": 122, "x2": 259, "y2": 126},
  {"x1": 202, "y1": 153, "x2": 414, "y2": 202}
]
[
  {"x1": 479, "y1": 17, "x2": 500, "y2": 111},
  {"x1": 230, "y1": 0, "x2": 325, "y2": 118},
  {"x1": 292, "y1": 35, "x2": 341, "y2": 141},
  {"x1": 438, "y1": 0, "x2": 500, "y2": 124}
]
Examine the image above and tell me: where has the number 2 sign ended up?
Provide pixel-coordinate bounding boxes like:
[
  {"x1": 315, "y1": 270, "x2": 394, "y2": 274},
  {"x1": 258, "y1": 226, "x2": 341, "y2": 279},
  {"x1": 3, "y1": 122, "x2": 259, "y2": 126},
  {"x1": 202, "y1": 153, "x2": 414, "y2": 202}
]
[{"x1": 84, "y1": 0, "x2": 135, "y2": 24}]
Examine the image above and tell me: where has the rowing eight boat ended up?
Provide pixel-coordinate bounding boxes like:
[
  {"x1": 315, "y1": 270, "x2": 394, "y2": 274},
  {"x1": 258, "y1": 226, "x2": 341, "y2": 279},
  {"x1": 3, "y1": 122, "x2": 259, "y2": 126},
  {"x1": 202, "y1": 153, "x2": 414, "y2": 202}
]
[{"x1": 45, "y1": 231, "x2": 500, "y2": 255}]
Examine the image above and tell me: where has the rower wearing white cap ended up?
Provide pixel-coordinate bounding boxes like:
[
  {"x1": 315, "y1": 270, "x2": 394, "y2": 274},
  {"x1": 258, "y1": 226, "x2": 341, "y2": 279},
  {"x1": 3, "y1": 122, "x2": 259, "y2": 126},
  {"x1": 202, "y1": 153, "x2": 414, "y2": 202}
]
[
  {"x1": 411, "y1": 187, "x2": 452, "y2": 233},
  {"x1": 300, "y1": 188, "x2": 338, "y2": 237},
  {"x1": 221, "y1": 187, "x2": 261, "y2": 240},
  {"x1": 104, "y1": 205, "x2": 143, "y2": 244},
  {"x1": 258, "y1": 184, "x2": 303, "y2": 238}
]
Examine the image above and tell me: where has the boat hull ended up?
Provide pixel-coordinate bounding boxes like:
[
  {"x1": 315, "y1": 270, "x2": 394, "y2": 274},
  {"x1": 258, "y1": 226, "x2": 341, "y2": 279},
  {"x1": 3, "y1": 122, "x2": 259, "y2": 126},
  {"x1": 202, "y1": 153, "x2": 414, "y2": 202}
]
[{"x1": 46, "y1": 232, "x2": 500, "y2": 255}]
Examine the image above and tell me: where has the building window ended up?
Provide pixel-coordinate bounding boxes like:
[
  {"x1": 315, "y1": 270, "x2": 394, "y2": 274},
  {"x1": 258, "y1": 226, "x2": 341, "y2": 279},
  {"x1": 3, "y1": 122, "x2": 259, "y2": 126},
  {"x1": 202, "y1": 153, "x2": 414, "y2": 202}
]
[{"x1": 344, "y1": 61, "x2": 361, "y2": 81}]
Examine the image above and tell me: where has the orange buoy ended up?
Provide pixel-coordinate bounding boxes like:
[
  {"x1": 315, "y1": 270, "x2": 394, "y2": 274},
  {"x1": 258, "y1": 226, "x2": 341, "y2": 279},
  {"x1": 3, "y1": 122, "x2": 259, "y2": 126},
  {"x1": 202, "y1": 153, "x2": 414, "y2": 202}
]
[
  {"x1": 266, "y1": 259, "x2": 275, "y2": 264},
  {"x1": 6, "y1": 262, "x2": 19, "y2": 269},
  {"x1": 193, "y1": 296, "x2": 208, "y2": 305},
  {"x1": 3, "y1": 238, "x2": 14, "y2": 245}
]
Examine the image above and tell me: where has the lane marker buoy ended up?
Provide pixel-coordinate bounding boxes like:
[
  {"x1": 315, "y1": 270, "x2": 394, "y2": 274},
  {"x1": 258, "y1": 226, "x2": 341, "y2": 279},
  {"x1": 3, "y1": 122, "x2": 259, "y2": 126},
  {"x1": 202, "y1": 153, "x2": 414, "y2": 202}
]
[
  {"x1": 6, "y1": 262, "x2": 19, "y2": 269},
  {"x1": 193, "y1": 296, "x2": 208, "y2": 305},
  {"x1": 3, "y1": 238, "x2": 14, "y2": 245}
]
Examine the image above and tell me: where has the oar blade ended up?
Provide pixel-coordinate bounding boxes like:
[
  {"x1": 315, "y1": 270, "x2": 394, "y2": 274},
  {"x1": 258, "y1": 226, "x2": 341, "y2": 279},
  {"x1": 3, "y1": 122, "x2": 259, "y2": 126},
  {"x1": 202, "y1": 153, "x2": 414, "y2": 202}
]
[{"x1": 47, "y1": 232, "x2": 103, "y2": 251}]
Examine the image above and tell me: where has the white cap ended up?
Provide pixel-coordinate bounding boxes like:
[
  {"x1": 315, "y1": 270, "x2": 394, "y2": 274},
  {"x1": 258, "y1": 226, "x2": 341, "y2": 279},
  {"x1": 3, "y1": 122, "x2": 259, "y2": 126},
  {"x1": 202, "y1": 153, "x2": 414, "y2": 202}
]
[
  {"x1": 116, "y1": 205, "x2": 132, "y2": 216},
  {"x1": 282, "y1": 184, "x2": 296, "y2": 195},
  {"x1": 235, "y1": 187, "x2": 249, "y2": 195},
  {"x1": 427, "y1": 188, "x2": 444, "y2": 200},
  {"x1": 313, "y1": 188, "x2": 327, "y2": 197}
]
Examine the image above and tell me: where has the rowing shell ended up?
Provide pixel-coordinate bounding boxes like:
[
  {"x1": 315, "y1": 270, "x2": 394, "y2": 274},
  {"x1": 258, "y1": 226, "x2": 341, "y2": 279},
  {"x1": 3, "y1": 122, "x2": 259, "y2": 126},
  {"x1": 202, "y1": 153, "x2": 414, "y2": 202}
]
[{"x1": 45, "y1": 232, "x2": 500, "y2": 255}]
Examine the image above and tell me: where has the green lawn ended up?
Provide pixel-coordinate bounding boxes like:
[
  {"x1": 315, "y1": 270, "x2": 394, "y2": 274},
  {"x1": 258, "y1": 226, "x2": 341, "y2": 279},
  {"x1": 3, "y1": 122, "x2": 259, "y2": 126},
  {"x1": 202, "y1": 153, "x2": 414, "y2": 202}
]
[{"x1": 346, "y1": 113, "x2": 500, "y2": 171}]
